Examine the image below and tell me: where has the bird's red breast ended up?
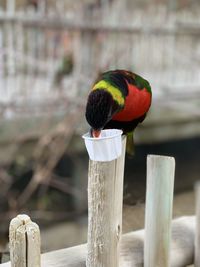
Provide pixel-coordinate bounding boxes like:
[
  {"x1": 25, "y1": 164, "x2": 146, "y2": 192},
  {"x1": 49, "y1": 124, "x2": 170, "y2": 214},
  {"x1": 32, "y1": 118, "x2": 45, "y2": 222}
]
[{"x1": 112, "y1": 83, "x2": 152, "y2": 121}]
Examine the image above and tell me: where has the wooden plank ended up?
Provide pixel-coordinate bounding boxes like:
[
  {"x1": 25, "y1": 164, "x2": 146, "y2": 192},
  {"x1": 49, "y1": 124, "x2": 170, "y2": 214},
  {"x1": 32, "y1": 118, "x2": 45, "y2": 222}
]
[
  {"x1": 1, "y1": 216, "x2": 195, "y2": 267},
  {"x1": 134, "y1": 117, "x2": 200, "y2": 144},
  {"x1": 6, "y1": 0, "x2": 15, "y2": 14},
  {"x1": 26, "y1": 221, "x2": 41, "y2": 267},
  {"x1": 87, "y1": 137, "x2": 126, "y2": 267},
  {"x1": 195, "y1": 182, "x2": 200, "y2": 267},
  {"x1": 9, "y1": 214, "x2": 41, "y2": 267},
  {"x1": 0, "y1": 15, "x2": 199, "y2": 36},
  {"x1": 9, "y1": 214, "x2": 30, "y2": 267},
  {"x1": 144, "y1": 155, "x2": 175, "y2": 267}
]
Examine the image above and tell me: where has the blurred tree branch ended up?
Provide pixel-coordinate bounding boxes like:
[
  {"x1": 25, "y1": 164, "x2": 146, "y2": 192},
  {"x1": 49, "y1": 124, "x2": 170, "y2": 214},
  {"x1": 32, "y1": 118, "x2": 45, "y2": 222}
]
[{"x1": 18, "y1": 106, "x2": 83, "y2": 208}]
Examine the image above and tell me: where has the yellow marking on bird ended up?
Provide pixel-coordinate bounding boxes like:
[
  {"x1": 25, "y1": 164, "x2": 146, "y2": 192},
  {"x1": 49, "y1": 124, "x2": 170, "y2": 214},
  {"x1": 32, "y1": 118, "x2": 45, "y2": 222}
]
[{"x1": 93, "y1": 80, "x2": 125, "y2": 106}]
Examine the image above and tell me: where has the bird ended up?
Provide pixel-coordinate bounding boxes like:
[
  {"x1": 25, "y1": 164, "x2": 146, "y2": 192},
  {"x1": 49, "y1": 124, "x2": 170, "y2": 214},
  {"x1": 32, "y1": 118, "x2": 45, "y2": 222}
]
[{"x1": 85, "y1": 69, "x2": 152, "y2": 155}]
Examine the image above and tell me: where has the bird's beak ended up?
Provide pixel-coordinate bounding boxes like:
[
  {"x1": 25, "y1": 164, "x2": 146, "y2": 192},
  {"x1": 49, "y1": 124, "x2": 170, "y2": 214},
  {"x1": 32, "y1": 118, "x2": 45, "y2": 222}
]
[{"x1": 91, "y1": 129, "x2": 101, "y2": 138}]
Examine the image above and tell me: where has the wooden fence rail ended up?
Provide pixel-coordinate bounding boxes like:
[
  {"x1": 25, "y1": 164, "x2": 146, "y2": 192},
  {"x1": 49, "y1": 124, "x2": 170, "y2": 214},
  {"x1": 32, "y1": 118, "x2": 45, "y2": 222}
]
[
  {"x1": 0, "y1": 217, "x2": 195, "y2": 267},
  {"x1": 0, "y1": 147, "x2": 198, "y2": 266}
]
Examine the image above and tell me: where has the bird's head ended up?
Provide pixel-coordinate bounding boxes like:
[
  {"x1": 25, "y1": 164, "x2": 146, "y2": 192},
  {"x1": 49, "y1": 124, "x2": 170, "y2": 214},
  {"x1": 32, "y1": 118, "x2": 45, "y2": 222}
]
[{"x1": 85, "y1": 89, "x2": 121, "y2": 137}]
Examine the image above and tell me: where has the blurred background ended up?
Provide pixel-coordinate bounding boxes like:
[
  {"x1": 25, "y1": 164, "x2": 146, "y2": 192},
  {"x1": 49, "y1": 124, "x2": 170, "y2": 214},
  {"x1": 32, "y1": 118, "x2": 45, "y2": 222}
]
[{"x1": 0, "y1": 0, "x2": 200, "y2": 262}]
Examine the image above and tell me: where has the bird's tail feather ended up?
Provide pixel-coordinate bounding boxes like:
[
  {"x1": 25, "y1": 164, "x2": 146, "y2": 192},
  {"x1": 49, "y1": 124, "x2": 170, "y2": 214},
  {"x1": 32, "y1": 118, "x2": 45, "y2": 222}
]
[{"x1": 126, "y1": 132, "x2": 135, "y2": 156}]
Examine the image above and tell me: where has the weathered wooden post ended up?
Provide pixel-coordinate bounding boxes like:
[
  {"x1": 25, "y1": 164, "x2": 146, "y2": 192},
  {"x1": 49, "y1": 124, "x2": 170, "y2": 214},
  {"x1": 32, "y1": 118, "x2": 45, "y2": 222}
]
[
  {"x1": 144, "y1": 155, "x2": 175, "y2": 267},
  {"x1": 86, "y1": 136, "x2": 126, "y2": 267},
  {"x1": 9, "y1": 214, "x2": 41, "y2": 267},
  {"x1": 195, "y1": 181, "x2": 200, "y2": 267}
]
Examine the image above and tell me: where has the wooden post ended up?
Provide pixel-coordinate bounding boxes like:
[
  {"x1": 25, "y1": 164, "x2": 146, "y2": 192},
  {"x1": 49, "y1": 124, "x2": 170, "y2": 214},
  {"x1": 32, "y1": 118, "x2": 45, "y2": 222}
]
[
  {"x1": 6, "y1": 0, "x2": 15, "y2": 13},
  {"x1": 86, "y1": 136, "x2": 126, "y2": 267},
  {"x1": 144, "y1": 155, "x2": 175, "y2": 267},
  {"x1": 195, "y1": 181, "x2": 200, "y2": 267},
  {"x1": 9, "y1": 214, "x2": 41, "y2": 267}
]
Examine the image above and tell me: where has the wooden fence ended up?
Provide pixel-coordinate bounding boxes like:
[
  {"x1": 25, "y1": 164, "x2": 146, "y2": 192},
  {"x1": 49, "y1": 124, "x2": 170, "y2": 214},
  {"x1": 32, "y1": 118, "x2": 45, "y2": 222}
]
[
  {"x1": 1, "y1": 0, "x2": 200, "y2": 147},
  {"x1": 0, "y1": 0, "x2": 200, "y2": 152},
  {"x1": 0, "y1": 138, "x2": 199, "y2": 267},
  {"x1": 1, "y1": 0, "x2": 200, "y2": 114}
]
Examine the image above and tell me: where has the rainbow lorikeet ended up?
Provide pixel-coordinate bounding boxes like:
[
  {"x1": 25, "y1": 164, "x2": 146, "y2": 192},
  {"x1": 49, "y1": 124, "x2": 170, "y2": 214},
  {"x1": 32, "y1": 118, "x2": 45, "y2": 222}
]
[{"x1": 85, "y1": 70, "x2": 152, "y2": 155}]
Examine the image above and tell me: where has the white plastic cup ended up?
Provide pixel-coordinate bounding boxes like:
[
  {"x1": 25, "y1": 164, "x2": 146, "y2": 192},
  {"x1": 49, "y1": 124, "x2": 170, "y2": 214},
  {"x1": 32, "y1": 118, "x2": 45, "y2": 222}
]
[{"x1": 82, "y1": 129, "x2": 123, "y2": 162}]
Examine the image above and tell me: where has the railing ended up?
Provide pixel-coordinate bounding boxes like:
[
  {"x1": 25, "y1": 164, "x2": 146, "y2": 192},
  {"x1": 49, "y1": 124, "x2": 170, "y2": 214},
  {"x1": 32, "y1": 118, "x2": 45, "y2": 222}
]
[{"x1": 0, "y1": 138, "x2": 199, "y2": 267}]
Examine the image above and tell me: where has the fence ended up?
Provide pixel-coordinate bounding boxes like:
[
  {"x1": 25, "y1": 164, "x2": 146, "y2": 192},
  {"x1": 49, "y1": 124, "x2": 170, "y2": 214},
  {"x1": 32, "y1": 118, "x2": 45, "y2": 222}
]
[
  {"x1": 0, "y1": 0, "x2": 200, "y2": 148},
  {"x1": 1, "y1": 0, "x2": 200, "y2": 116},
  {"x1": 0, "y1": 137, "x2": 199, "y2": 267}
]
